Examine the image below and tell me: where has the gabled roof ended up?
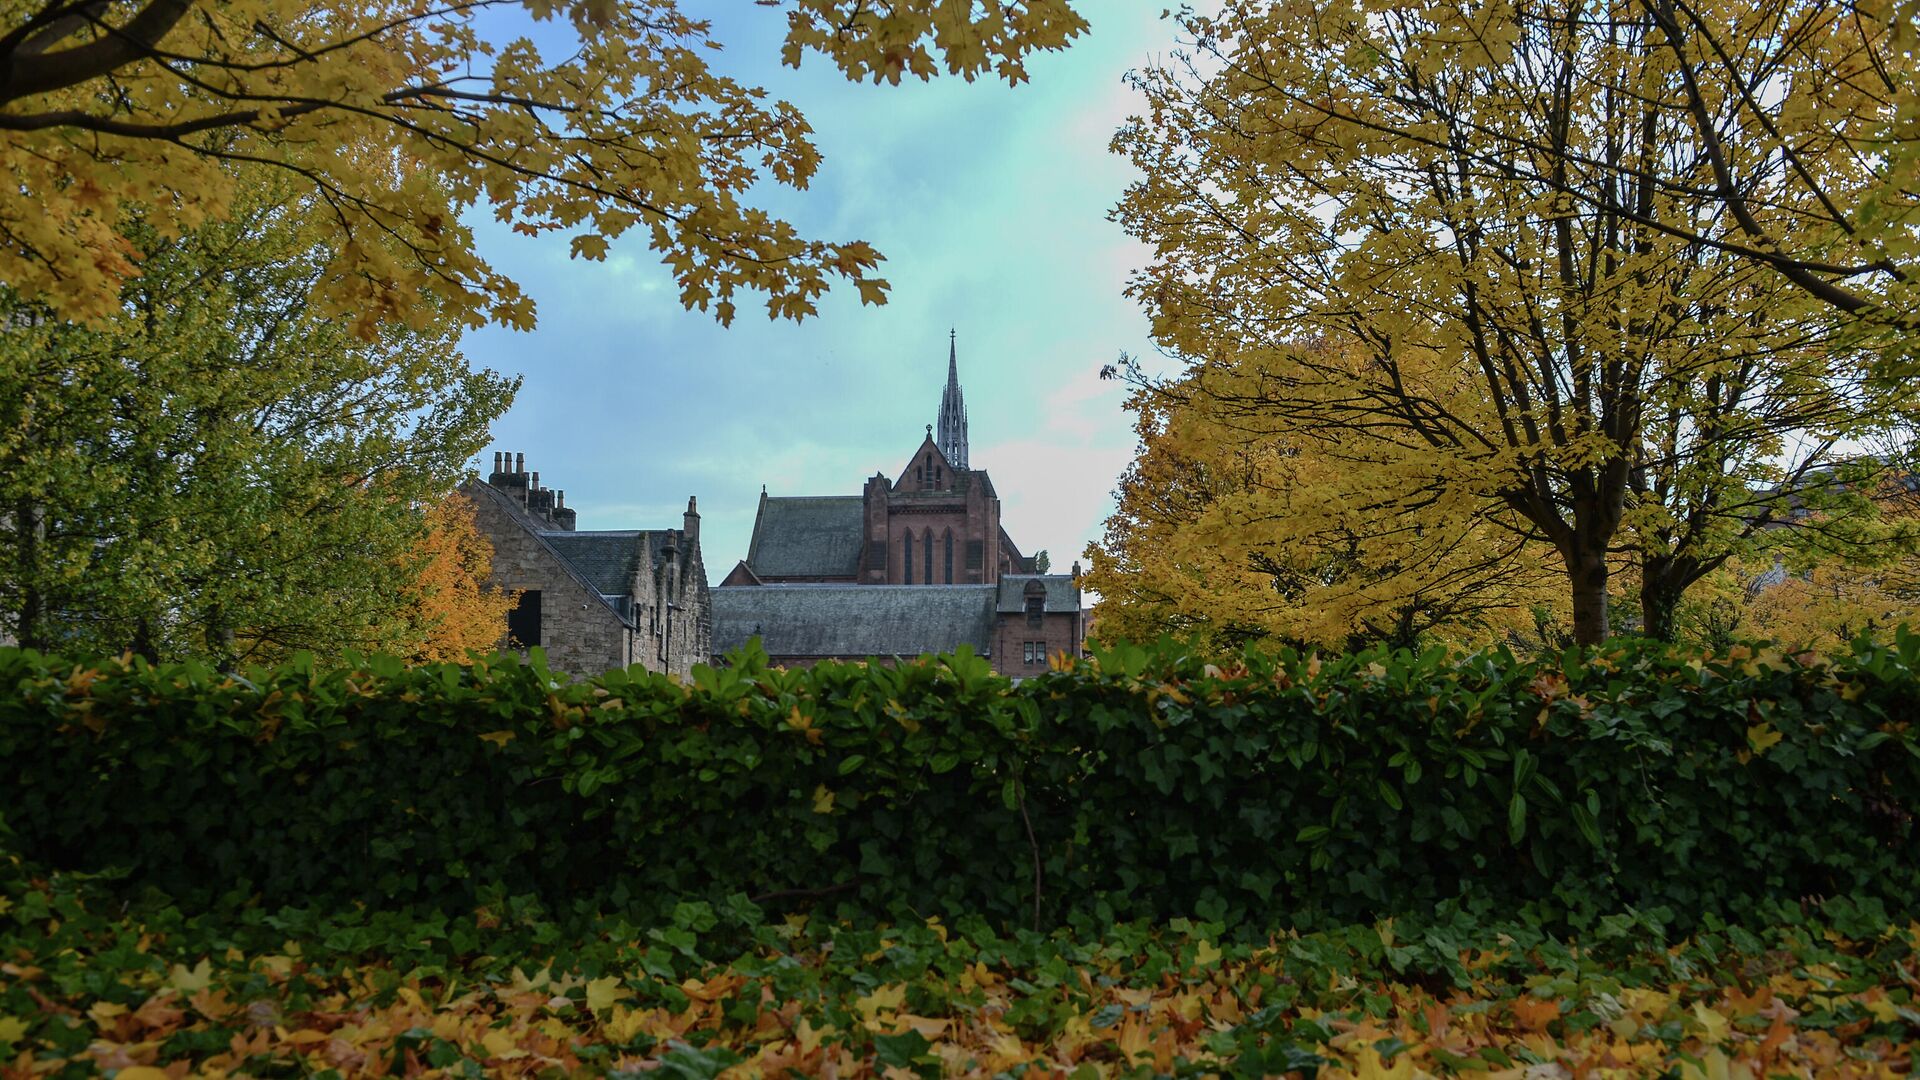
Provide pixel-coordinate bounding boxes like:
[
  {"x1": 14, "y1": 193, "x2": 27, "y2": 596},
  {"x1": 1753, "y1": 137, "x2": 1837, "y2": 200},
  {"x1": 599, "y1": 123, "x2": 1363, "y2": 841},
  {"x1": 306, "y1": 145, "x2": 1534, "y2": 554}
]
[
  {"x1": 745, "y1": 496, "x2": 865, "y2": 578},
  {"x1": 894, "y1": 431, "x2": 956, "y2": 491},
  {"x1": 711, "y1": 584, "x2": 995, "y2": 658},
  {"x1": 538, "y1": 530, "x2": 682, "y2": 598},
  {"x1": 465, "y1": 481, "x2": 638, "y2": 628},
  {"x1": 996, "y1": 574, "x2": 1080, "y2": 614}
]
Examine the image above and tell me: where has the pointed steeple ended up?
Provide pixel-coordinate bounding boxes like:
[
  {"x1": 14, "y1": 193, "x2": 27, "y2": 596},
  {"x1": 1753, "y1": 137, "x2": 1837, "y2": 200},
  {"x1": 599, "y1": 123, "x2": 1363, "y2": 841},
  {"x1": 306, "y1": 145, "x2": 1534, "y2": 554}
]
[{"x1": 936, "y1": 328, "x2": 969, "y2": 469}]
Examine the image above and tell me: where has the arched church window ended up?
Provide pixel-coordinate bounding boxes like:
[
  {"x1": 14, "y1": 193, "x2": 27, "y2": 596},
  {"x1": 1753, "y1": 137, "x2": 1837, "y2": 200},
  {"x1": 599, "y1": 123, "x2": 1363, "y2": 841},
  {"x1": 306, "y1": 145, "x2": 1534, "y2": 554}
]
[
  {"x1": 923, "y1": 531, "x2": 934, "y2": 584},
  {"x1": 902, "y1": 529, "x2": 913, "y2": 582},
  {"x1": 944, "y1": 530, "x2": 954, "y2": 584}
]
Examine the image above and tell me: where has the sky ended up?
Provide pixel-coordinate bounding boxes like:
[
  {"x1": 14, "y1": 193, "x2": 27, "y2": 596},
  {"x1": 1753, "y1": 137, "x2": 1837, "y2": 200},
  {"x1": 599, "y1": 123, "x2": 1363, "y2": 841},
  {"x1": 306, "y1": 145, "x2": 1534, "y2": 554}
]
[{"x1": 462, "y1": 6, "x2": 1184, "y2": 585}]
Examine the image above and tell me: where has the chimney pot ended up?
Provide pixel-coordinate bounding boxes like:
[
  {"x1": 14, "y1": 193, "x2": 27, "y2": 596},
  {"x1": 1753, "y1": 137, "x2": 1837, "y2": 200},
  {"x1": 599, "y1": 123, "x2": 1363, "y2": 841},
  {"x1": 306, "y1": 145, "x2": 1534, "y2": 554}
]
[
  {"x1": 557, "y1": 490, "x2": 564, "y2": 508},
  {"x1": 531, "y1": 471, "x2": 540, "y2": 489},
  {"x1": 515, "y1": 452, "x2": 525, "y2": 474},
  {"x1": 493, "y1": 451, "x2": 503, "y2": 472}
]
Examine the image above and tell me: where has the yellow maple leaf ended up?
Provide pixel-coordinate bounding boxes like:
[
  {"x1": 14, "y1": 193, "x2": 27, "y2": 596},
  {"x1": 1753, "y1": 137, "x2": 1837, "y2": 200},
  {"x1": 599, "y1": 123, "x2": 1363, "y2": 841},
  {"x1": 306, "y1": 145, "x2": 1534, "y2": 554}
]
[
  {"x1": 1352, "y1": 1046, "x2": 1415, "y2": 1080},
  {"x1": 812, "y1": 785, "x2": 836, "y2": 814},
  {"x1": 855, "y1": 983, "x2": 906, "y2": 1021},
  {"x1": 586, "y1": 976, "x2": 628, "y2": 1014},
  {"x1": 1746, "y1": 723, "x2": 1783, "y2": 753},
  {"x1": 168, "y1": 958, "x2": 213, "y2": 992},
  {"x1": 481, "y1": 1027, "x2": 530, "y2": 1060},
  {"x1": 0, "y1": 1016, "x2": 27, "y2": 1046},
  {"x1": 796, "y1": 1016, "x2": 832, "y2": 1053},
  {"x1": 1692, "y1": 1001, "x2": 1731, "y2": 1044},
  {"x1": 1193, "y1": 939, "x2": 1222, "y2": 967}
]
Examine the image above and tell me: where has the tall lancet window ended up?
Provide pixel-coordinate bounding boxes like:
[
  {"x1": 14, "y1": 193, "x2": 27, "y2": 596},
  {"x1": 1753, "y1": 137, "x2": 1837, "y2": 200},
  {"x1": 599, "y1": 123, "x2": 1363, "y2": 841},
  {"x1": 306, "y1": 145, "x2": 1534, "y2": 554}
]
[
  {"x1": 902, "y1": 529, "x2": 913, "y2": 583},
  {"x1": 924, "y1": 532, "x2": 934, "y2": 584},
  {"x1": 944, "y1": 530, "x2": 954, "y2": 584}
]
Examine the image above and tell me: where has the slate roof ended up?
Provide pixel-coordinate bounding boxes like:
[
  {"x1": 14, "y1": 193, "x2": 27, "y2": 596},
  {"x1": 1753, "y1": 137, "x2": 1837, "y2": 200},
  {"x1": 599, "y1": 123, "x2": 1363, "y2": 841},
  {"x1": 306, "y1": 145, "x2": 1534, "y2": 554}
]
[
  {"x1": 745, "y1": 496, "x2": 865, "y2": 578},
  {"x1": 465, "y1": 481, "x2": 635, "y2": 627},
  {"x1": 996, "y1": 575, "x2": 1080, "y2": 613},
  {"x1": 711, "y1": 584, "x2": 996, "y2": 658},
  {"x1": 538, "y1": 530, "x2": 681, "y2": 598}
]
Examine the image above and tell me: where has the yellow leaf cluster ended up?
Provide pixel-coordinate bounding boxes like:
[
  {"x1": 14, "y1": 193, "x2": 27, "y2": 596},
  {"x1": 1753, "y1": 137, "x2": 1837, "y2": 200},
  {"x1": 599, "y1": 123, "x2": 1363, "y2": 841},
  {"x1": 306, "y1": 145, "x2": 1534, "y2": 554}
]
[{"x1": 1, "y1": 1, "x2": 1087, "y2": 333}]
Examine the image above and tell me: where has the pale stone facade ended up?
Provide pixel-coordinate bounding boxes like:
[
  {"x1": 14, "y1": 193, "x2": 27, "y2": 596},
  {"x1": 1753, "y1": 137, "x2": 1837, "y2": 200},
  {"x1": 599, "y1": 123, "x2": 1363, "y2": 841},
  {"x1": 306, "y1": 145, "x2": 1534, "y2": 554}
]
[{"x1": 464, "y1": 453, "x2": 709, "y2": 678}]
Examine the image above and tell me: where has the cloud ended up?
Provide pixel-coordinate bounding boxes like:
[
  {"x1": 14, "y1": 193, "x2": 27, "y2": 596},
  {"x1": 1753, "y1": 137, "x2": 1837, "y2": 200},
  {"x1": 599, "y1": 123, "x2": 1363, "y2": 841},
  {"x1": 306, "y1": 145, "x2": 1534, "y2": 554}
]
[{"x1": 460, "y1": 6, "x2": 1179, "y2": 586}]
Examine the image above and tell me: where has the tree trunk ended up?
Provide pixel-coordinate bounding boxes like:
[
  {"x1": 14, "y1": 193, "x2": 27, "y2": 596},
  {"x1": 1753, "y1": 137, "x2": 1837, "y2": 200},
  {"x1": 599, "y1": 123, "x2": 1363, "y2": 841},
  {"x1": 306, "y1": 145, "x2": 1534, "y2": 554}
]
[
  {"x1": 1565, "y1": 546, "x2": 1611, "y2": 646},
  {"x1": 1639, "y1": 553, "x2": 1722, "y2": 644},
  {"x1": 1640, "y1": 557, "x2": 1683, "y2": 643},
  {"x1": 12, "y1": 497, "x2": 43, "y2": 650},
  {"x1": 130, "y1": 615, "x2": 159, "y2": 664}
]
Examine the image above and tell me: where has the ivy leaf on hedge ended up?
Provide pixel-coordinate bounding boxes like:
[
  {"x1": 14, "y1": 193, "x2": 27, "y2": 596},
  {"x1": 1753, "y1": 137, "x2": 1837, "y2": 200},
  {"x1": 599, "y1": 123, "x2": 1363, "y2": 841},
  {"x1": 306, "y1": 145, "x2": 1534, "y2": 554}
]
[{"x1": 872, "y1": 1029, "x2": 933, "y2": 1070}]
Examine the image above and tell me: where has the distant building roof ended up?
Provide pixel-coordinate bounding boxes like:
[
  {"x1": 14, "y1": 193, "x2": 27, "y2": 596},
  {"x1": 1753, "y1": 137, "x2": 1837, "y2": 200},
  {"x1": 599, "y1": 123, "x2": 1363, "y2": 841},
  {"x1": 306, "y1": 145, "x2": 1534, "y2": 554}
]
[
  {"x1": 745, "y1": 496, "x2": 865, "y2": 578},
  {"x1": 996, "y1": 574, "x2": 1080, "y2": 613},
  {"x1": 711, "y1": 584, "x2": 995, "y2": 659}
]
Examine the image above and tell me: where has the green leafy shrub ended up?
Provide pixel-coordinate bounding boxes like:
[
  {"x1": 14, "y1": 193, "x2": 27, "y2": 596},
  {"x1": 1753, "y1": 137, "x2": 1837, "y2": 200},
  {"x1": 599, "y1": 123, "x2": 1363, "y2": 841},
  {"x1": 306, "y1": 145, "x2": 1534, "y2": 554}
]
[{"x1": 0, "y1": 635, "x2": 1914, "y2": 932}]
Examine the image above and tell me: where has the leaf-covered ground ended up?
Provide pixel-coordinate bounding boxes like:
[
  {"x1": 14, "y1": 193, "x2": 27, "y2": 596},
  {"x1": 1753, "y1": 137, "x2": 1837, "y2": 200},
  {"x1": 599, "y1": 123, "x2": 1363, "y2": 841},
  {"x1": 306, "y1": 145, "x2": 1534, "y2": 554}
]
[{"x1": 3, "y1": 880, "x2": 1918, "y2": 1078}]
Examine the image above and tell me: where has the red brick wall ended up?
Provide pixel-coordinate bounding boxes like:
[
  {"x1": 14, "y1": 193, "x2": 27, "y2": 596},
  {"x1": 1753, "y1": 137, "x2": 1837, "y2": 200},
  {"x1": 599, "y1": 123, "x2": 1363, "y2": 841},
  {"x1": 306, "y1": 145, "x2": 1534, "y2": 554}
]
[{"x1": 992, "y1": 609, "x2": 1081, "y2": 677}]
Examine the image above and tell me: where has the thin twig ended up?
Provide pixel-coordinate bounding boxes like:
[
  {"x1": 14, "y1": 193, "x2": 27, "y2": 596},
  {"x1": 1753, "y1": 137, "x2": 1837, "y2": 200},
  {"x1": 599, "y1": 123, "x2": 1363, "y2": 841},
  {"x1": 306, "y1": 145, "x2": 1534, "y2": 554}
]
[
  {"x1": 1017, "y1": 785, "x2": 1043, "y2": 932},
  {"x1": 748, "y1": 881, "x2": 857, "y2": 905}
]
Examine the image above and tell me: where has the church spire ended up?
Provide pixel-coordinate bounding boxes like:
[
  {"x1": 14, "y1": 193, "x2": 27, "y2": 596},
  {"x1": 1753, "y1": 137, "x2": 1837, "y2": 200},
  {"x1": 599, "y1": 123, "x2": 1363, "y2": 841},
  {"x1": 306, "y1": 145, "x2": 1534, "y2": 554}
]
[{"x1": 937, "y1": 328, "x2": 969, "y2": 469}]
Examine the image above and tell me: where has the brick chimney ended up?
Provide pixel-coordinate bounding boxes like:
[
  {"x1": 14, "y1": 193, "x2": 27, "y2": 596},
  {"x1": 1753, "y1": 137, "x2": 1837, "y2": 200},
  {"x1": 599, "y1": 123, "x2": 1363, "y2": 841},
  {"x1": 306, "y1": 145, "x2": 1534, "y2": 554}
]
[{"x1": 682, "y1": 496, "x2": 699, "y2": 548}]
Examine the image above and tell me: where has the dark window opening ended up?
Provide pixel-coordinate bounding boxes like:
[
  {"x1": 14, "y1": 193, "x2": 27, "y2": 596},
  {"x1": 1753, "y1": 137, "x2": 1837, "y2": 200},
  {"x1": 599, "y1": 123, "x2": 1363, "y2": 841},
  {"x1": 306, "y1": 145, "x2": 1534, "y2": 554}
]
[
  {"x1": 1026, "y1": 595, "x2": 1045, "y2": 627},
  {"x1": 507, "y1": 589, "x2": 542, "y2": 647},
  {"x1": 923, "y1": 531, "x2": 934, "y2": 584},
  {"x1": 903, "y1": 529, "x2": 913, "y2": 582},
  {"x1": 943, "y1": 530, "x2": 954, "y2": 584}
]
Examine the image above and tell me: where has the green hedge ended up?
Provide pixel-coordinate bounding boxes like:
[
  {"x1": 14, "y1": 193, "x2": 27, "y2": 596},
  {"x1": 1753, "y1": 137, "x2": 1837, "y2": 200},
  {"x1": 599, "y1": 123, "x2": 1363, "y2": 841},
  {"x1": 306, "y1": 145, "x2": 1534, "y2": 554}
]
[{"x1": 1, "y1": 635, "x2": 1915, "y2": 931}]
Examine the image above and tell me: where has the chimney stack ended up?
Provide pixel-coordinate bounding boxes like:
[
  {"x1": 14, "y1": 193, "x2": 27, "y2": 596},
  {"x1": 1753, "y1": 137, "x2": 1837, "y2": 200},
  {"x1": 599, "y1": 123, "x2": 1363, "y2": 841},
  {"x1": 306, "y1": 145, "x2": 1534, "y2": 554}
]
[
  {"x1": 515, "y1": 452, "x2": 525, "y2": 475},
  {"x1": 489, "y1": 448, "x2": 530, "y2": 502},
  {"x1": 683, "y1": 495, "x2": 700, "y2": 548}
]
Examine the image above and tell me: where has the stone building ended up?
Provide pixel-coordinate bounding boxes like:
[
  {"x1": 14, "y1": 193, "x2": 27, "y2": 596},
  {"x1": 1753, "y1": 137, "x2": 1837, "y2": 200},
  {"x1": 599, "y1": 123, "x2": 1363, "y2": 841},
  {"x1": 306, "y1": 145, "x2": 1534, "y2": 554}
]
[
  {"x1": 712, "y1": 333, "x2": 1084, "y2": 676},
  {"x1": 465, "y1": 452, "x2": 709, "y2": 677}
]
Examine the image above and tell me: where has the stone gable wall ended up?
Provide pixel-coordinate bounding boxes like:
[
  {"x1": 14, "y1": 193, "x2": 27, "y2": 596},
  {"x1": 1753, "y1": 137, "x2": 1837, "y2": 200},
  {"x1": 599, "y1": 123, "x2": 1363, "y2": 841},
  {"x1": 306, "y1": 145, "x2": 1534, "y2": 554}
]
[{"x1": 465, "y1": 482, "x2": 630, "y2": 677}]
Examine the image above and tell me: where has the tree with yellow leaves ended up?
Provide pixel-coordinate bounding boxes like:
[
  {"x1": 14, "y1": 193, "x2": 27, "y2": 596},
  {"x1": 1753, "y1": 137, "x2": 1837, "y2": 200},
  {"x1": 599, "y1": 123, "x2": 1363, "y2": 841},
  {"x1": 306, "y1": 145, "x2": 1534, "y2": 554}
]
[
  {"x1": 0, "y1": 1, "x2": 1087, "y2": 334},
  {"x1": 1085, "y1": 354, "x2": 1561, "y2": 653},
  {"x1": 402, "y1": 495, "x2": 519, "y2": 662},
  {"x1": 1113, "y1": 2, "x2": 1920, "y2": 645},
  {"x1": 1673, "y1": 465, "x2": 1920, "y2": 649}
]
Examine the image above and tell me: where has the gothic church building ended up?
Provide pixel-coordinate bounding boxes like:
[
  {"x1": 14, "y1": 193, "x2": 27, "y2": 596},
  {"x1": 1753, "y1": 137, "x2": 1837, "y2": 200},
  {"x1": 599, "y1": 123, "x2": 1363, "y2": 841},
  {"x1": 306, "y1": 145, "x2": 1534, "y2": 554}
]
[{"x1": 712, "y1": 333, "x2": 1084, "y2": 675}]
